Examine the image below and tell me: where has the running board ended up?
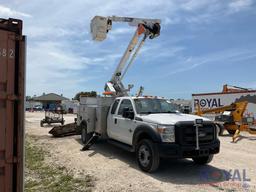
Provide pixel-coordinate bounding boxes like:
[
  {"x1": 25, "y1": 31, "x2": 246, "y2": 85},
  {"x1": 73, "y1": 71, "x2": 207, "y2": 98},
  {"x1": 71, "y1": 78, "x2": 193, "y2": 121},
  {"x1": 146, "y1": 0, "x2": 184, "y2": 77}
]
[
  {"x1": 108, "y1": 139, "x2": 134, "y2": 152},
  {"x1": 81, "y1": 133, "x2": 100, "y2": 151}
]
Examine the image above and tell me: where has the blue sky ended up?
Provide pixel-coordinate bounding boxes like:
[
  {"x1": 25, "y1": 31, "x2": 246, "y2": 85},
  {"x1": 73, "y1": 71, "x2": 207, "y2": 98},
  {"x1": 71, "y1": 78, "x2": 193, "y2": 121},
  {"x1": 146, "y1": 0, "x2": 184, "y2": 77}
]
[{"x1": 1, "y1": 0, "x2": 256, "y2": 99}]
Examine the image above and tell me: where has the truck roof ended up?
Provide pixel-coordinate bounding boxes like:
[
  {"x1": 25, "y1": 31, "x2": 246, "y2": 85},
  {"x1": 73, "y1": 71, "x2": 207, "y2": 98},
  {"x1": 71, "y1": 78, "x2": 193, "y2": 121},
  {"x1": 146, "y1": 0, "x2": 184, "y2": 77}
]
[{"x1": 116, "y1": 96, "x2": 166, "y2": 100}]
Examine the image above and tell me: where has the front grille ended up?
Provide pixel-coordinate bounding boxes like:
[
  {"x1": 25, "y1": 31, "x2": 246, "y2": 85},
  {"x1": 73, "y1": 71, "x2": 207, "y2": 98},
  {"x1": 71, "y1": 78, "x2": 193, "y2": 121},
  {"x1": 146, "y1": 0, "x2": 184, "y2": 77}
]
[{"x1": 175, "y1": 122, "x2": 215, "y2": 146}]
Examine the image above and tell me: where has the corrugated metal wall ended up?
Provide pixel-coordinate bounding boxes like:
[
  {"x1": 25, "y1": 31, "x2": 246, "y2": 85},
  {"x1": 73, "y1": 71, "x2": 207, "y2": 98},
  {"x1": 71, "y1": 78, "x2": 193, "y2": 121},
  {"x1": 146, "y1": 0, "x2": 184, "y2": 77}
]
[{"x1": 0, "y1": 18, "x2": 26, "y2": 192}]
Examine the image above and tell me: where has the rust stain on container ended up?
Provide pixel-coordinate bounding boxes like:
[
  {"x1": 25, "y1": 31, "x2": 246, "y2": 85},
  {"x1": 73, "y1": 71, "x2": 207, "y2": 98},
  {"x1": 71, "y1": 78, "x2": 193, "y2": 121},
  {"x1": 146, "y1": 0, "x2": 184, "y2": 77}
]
[{"x1": 0, "y1": 18, "x2": 26, "y2": 192}]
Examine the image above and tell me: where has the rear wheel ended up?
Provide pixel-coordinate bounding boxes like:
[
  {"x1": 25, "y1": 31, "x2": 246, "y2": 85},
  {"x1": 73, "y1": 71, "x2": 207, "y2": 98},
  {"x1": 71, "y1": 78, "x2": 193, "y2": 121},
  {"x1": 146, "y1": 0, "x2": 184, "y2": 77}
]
[
  {"x1": 136, "y1": 139, "x2": 160, "y2": 173},
  {"x1": 81, "y1": 123, "x2": 87, "y2": 144},
  {"x1": 81, "y1": 123, "x2": 92, "y2": 144},
  {"x1": 192, "y1": 154, "x2": 213, "y2": 165}
]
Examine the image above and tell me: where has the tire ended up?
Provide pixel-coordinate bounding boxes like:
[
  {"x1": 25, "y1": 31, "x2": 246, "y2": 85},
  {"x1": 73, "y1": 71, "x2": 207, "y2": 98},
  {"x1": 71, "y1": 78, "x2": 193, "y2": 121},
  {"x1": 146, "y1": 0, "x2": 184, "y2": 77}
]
[
  {"x1": 136, "y1": 139, "x2": 160, "y2": 173},
  {"x1": 81, "y1": 123, "x2": 88, "y2": 144},
  {"x1": 81, "y1": 123, "x2": 92, "y2": 144},
  {"x1": 40, "y1": 121, "x2": 44, "y2": 127},
  {"x1": 216, "y1": 124, "x2": 224, "y2": 136},
  {"x1": 227, "y1": 129, "x2": 236, "y2": 135},
  {"x1": 192, "y1": 154, "x2": 213, "y2": 165}
]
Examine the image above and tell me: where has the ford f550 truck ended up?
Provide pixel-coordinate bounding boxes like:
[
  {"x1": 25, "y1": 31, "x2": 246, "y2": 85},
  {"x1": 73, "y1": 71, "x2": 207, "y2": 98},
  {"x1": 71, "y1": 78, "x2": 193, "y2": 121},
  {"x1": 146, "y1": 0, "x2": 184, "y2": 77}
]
[
  {"x1": 78, "y1": 96, "x2": 220, "y2": 172},
  {"x1": 77, "y1": 16, "x2": 220, "y2": 172}
]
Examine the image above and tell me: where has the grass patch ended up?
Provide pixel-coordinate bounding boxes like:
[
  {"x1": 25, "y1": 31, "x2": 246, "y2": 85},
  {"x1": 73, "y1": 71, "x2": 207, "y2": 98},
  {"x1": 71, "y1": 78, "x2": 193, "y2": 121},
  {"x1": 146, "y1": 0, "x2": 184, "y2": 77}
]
[{"x1": 25, "y1": 135, "x2": 94, "y2": 192}]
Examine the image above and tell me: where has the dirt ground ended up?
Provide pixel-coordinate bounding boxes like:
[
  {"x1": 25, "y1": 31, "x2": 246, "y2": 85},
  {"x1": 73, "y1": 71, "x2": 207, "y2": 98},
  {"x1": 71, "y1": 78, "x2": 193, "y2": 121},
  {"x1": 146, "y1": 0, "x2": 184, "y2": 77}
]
[{"x1": 25, "y1": 112, "x2": 256, "y2": 192}]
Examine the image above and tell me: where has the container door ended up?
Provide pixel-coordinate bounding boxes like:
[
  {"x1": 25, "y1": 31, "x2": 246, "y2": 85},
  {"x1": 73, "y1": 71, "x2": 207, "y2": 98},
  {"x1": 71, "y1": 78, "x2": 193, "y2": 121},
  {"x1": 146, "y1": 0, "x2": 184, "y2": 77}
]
[{"x1": 0, "y1": 20, "x2": 25, "y2": 192}]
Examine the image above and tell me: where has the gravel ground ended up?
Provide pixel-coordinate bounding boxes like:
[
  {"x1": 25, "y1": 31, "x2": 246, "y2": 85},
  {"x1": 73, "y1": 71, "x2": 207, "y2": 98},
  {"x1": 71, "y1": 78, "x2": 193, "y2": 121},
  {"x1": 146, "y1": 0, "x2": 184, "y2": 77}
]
[{"x1": 25, "y1": 112, "x2": 256, "y2": 192}]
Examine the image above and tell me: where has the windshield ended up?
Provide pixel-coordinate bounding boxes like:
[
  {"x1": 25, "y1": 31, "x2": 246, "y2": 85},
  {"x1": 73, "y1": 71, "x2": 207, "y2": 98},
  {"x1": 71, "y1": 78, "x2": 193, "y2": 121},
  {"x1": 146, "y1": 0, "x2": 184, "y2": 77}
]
[{"x1": 134, "y1": 98, "x2": 177, "y2": 114}]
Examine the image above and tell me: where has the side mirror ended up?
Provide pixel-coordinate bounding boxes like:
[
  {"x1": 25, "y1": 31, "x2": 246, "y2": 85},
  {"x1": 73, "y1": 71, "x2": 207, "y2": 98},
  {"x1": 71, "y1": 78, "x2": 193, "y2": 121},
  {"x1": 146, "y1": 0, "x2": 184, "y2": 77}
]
[
  {"x1": 128, "y1": 111, "x2": 135, "y2": 120},
  {"x1": 122, "y1": 107, "x2": 129, "y2": 118},
  {"x1": 122, "y1": 107, "x2": 134, "y2": 120}
]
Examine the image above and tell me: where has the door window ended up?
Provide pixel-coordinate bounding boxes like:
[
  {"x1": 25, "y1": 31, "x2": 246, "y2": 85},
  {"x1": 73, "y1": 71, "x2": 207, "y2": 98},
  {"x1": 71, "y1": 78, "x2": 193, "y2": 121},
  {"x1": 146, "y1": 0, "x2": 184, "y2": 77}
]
[
  {"x1": 111, "y1": 99, "x2": 120, "y2": 114},
  {"x1": 118, "y1": 99, "x2": 133, "y2": 115}
]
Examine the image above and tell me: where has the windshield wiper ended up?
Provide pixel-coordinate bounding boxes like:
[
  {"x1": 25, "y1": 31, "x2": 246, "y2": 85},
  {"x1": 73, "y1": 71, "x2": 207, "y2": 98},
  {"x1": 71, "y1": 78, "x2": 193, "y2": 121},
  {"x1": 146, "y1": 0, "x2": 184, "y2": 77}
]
[
  {"x1": 139, "y1": 112, "x2": 152, "y2": 114},
  {"x1": 139, "y1": 111, "x2": 176, "y2": 114},
  {"x1": 162, "y1": 111, "x2": 176, "y2": 113}
]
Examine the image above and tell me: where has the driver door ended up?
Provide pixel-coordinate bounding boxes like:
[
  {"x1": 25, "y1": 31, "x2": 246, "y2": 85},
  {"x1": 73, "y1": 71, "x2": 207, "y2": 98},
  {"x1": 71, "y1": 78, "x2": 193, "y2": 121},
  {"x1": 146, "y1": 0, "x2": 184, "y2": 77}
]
[
  {"x1": 116, "y1": 99, "x2": 136, "y2": 145},
  {"x1": 107, "y1": 99, "x2": 121, "y2": 140}
]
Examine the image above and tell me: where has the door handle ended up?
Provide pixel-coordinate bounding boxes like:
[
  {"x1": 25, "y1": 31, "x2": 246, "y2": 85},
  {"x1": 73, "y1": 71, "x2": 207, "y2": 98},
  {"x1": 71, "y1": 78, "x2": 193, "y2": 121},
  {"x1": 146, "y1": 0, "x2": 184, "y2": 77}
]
[{"x1": 114, "y1": 118, "x2": 117, "y2": 124}]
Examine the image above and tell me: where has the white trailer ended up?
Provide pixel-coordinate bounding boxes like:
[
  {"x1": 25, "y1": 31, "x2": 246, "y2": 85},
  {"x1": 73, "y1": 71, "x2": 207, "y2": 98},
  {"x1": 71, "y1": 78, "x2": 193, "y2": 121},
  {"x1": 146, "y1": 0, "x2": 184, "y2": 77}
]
[{"x1": 192, "y1": 90, "x2": 256, "y2": 121}]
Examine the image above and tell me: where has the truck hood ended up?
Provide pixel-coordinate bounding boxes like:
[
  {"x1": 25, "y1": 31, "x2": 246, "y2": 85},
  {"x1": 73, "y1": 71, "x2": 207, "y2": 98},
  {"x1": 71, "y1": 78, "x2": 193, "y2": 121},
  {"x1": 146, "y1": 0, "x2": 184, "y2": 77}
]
[{"x1": 137, "y1": 113, "x2": 210, "y2": 125}]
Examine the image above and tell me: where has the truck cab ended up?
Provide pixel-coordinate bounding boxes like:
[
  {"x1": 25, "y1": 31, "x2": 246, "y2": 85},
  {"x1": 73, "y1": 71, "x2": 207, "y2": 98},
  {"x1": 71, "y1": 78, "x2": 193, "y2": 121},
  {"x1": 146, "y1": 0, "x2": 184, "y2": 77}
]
[{"x1": 105, "y1": 96, "x2": 220, "y2": 172}]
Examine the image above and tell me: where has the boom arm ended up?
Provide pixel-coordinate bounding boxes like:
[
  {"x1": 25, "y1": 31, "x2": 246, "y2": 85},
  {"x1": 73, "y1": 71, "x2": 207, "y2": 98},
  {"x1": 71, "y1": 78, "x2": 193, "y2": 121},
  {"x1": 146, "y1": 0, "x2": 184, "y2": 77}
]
[
  {"x1": 222, "y1": 84, "x2": 251, "y2": 93},
  {"x1": 91, "y1": 16, "x2": 161, "y2": 96}
]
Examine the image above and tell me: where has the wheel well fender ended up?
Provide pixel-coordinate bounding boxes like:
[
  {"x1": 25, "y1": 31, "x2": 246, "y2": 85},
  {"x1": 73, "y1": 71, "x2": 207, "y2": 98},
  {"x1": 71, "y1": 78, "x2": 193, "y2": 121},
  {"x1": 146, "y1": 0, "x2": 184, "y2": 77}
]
[
  {"x1": 77, "y1": 120, "x2": 87, "y2": 134},
  {"x1": 132, "y1": 125, "x2": 161, "y2": 148}
]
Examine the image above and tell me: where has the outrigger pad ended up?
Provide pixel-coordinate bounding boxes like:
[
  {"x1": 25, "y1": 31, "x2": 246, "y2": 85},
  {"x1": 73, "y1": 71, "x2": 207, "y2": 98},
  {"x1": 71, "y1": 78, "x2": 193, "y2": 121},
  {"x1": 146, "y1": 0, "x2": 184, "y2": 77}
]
[
  {"x1": 49, "y1": 123, "x2": 77, "y2": 137},
  {"x1": 81, "y1": 134, "x2": 100, "y2": 151}
]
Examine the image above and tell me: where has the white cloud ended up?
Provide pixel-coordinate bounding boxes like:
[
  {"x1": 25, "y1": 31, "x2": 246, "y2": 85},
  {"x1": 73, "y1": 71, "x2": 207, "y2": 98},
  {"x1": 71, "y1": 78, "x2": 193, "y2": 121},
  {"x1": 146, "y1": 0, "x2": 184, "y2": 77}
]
[
  {"x1": 2, "y1": 0, "x2": 254, "y2": 98},
  {"x1": 239, "y1": 81, "x2": 256, "y2": 89},
  {"x1": 163, "y1": 49, "x2": 256, "y2": 77},
  {"x1": 110, "y1": 27, "x2": 133, "y2": 35},
  {"x1": 28, "y1": 41, "x2": 89, "y2": 70},
  {"x1": 228, "y1": 0, "x2": 253, "y2": 12},
  {"x1": 179, "y1": 0, "x2": 254, "y2": 24},
  {"x1": 26, "y1": 26, "x2": 79, "y2": 38},
  {"x1": 25, "y1": 37, "x2": 124, "y2": 97},
  {"x1": 181, "y1": 0, "x2": 216, "y2": 11},
  {"x1": 162, "y1": 17, "x2": 180, "y2": 25},
  {"x1": 0, "y1": 5, "x2": 31, "y2": 18},
  {"x1": 141, "y1": 44, "x2": 186, "y2": 59}
]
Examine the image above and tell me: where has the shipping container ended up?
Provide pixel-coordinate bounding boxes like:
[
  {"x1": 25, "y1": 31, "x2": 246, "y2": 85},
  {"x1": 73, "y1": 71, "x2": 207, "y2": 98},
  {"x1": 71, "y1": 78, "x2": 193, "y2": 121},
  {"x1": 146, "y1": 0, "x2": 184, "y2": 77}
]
[
  {"x1": 192, "y1": 90, "x2": 256, "y2": 122},
  {"x1": 0, "y1": 18, "x2": 26, "y2": 192}
]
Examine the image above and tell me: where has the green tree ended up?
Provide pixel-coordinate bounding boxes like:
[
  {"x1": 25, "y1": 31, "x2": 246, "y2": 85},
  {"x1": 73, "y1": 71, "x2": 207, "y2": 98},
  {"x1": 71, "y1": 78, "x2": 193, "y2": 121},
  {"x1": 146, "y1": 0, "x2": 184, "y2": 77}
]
[
  {"x1": 74, "y1": 91, "x2": 97, "y2": 101},
  {"x1": 26, "y1": 96, "x2": 32, "y2": 101}
]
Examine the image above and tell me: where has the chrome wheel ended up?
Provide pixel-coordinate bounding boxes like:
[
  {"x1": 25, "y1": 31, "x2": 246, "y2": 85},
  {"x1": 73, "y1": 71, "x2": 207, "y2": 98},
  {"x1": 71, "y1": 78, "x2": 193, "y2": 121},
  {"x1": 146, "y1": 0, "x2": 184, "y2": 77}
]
[
  {"x1": 138, "y1": 145, "x2": 151, "y2": 167},
  {"x1": 136, "y1": 139, "x2": 160, "y2": 172}
]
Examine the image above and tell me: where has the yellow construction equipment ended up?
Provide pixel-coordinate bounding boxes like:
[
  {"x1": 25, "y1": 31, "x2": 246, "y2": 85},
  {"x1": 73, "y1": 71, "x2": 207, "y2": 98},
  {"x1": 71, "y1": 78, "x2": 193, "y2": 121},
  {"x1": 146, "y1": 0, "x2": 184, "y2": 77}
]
[
  {"x1": 222, "y1": 84, "x2": 251, "y2": 93},
  {"x1": 195, "y1": 101, "x2": 256, "y2": 142}
]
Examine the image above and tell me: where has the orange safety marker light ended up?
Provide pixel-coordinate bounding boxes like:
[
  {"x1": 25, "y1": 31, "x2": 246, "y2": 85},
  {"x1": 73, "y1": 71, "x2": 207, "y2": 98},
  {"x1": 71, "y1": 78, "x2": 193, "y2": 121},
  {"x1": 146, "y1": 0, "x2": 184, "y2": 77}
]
[
  {"x1": 137, "y1": 24, "x2": 145, "y2": 35},
  {"x1": 103, "y1": 91, "x2": 114, "y2": 95}
]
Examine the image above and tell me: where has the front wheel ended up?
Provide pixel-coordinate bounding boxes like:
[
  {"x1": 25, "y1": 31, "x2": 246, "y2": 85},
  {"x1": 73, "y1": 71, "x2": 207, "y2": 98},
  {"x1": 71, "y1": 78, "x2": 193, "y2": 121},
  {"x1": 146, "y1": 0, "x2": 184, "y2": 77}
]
[
  {"x1": 136, "y1": 139, "x2": 160, "y2": 173},
  {"x1": 192, "y1": 154, "x2": 213, "y2": 165},
  {"x1": 216, "y1": 123, "x2": 224, "y2": 136}
]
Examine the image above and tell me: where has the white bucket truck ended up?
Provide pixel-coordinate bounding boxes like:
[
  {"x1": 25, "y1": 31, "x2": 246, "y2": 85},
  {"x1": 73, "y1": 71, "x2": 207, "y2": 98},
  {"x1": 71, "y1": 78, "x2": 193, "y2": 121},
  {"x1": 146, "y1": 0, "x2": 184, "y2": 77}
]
[{"x1": 76, "y1": 16, "x2": 220, "y2": 172}]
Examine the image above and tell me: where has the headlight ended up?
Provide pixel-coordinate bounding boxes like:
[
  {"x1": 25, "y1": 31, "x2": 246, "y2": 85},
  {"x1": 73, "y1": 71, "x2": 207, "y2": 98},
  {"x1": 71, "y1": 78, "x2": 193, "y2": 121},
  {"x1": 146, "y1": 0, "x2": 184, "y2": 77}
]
[{"x1": 157, "y1": 125, "x2": 175, "y2": 143}]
